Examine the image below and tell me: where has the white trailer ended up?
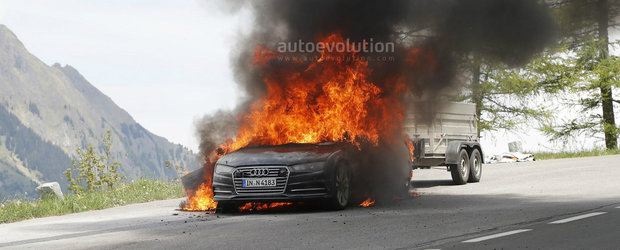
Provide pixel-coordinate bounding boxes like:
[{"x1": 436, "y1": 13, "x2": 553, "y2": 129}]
[{"x1": 404, "y1": 102, "x2": 483, "y2": 185}]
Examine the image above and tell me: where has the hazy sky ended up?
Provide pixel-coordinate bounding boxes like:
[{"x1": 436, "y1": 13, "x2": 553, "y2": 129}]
[
  {"x1": 0, "y1": 0, "x2": 251, "y2": 151},
  {"x1": 0, "y1": 1, "x2": 617, "y2": 155}
]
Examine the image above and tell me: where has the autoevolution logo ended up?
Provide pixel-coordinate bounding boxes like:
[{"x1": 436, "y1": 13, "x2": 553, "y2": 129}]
[{"x1": 248, "y1": 168, "x2": 270, "y2": 177}]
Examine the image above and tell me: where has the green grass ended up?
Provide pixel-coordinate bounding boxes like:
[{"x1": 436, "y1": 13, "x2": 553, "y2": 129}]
[
  {"x1": 0, "y1": 178, "x2": 184, "y2": 224},
  {"x1": 531, "y1": 149, "x2": 620, "y2": 160}
]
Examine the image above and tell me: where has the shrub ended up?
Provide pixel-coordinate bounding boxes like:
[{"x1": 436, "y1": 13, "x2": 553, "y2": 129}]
[{"x1": 64, "y1": 130, "x2": 123, "y2": 194}]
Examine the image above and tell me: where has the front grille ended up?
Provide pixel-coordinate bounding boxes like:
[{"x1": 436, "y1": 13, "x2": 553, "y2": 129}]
[{"x1": 232, "y1": 166, "x2": 289, "y2": 194}]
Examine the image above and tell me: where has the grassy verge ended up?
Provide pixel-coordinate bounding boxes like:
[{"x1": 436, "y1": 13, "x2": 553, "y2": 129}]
[
  {"x1": 531, "y1": 149, "x2": 620, "y2": 160},
  {"x1": 0, "y1": 178, "x2": 184, "y2": 224}
]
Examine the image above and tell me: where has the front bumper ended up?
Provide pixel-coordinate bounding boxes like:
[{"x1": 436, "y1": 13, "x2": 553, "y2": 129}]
[{"x1": 212, "y1": 166, "x2": 331, "y2": 203}]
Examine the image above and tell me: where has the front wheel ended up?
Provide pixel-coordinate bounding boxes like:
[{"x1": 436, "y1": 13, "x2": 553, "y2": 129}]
[
  {"x1": 327, "y1": 163, "x2": 351, "y2": 210},
  {"x1": 450, "y1": 149, "x2": 470, "y2": 185}
]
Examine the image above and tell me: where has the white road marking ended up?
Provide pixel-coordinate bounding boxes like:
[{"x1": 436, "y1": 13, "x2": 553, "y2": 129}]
[
  {"x1": 462, "y1": 229, "x2": 532, "y2": 243},
  {"x1": 549, "y1": 212, "x2": 607, "y2": 224},
  {"x1": 616, "y1": 206, "x2": 620, "y2": 209}
]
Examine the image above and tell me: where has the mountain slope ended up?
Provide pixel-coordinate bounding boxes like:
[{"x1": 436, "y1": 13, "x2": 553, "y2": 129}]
[
  {"x1": 0, "y1": 104, "x2": 68, "y2": 198},
  {"x1": 0, "y1": 24, "x2": 198, "y2": 198}
]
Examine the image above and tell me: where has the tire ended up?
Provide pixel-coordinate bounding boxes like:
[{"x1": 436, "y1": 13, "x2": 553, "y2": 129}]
[
  {"x1": 468, "y1": 149, "x2": 482, "y2": 183},
  {"x1": 450, "y1": 149, "x2": 470, "y2": 185},
  {"x1": 327, "y1": 163, "x2": 351, "y2": 210}
]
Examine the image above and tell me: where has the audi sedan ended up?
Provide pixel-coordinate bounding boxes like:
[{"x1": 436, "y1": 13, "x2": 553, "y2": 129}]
[{"x1": 212, "y1": 142, "x2": 356, "y2": 211}]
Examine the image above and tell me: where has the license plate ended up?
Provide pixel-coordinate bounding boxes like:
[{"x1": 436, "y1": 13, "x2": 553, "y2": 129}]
[{"x1": 242, "y1": 178, "x2": 277, "y2": 187}]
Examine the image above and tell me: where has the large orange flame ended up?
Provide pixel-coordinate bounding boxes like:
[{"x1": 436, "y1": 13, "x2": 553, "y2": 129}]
[
  {"x1": 224, "y1": 34, "x2": 406, "y2": 152},
  {"x1": 183, "y1": 33, "x2": 416, "y2": 211}
]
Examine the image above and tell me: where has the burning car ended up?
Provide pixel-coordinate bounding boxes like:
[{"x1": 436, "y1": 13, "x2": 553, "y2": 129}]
[
  {"x1": 211, "y1": 142, "x2": 357, "y2": 211},
  {"x1": 181, "y1": 34, "x2": 440, "y2": 212}
]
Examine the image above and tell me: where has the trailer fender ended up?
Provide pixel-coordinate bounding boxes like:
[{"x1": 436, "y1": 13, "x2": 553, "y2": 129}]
[{"x1": 445, "y1": 141, "x2": 483, "y2": 165}]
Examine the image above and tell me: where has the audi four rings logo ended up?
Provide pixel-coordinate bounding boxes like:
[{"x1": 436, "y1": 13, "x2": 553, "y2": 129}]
[{"x1": 249, "y1": 168, "x2": 269, "y2": 177}]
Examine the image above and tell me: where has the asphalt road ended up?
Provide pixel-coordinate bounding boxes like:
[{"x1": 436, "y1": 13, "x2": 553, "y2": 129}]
[{"x1": 1, "y1": 155, "x2": 619, "y2": 250}]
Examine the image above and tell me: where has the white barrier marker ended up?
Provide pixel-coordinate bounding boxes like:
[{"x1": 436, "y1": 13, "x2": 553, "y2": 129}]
[{"x1": 463, "y1": 229, "x2": 532, "y2": 243}]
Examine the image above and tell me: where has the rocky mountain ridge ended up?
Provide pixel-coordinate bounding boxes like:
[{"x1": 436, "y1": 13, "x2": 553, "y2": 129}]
[{"x1": 0, "y1": 24, "x2": 198, "y2": 198}]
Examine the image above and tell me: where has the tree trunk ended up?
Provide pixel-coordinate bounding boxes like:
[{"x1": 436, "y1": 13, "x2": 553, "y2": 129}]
[
  {"x1": 471, "y1": 56, "x2": 483, "y2": 138},
  {"x1": 597, "y1": 0, "x2": 617, "y2": 149}
]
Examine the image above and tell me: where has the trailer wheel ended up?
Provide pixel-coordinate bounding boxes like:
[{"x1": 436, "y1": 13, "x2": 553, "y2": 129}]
[
  {"x1": 468, "y1": 149, "x2": 482, "y2": 183},
  {"x1": 450, "y1": 149, "x2": 470, "y2": 185}
]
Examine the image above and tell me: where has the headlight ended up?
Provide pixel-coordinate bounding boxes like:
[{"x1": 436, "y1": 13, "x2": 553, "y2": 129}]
[
  {"x1": 214, "y1": 164, "x2": 234, "y2": 174},
  {"x1": 291, "y1": 162, "x2": 326, "y2": 172}
]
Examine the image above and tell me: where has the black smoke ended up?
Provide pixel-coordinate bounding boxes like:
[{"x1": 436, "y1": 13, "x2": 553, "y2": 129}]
[
  {"x1": 195, "y1": 0, "x2": 557, "y2": 200},
  {"x1": 230, "y1": 0, "x2": 554, "y2": 104}
]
